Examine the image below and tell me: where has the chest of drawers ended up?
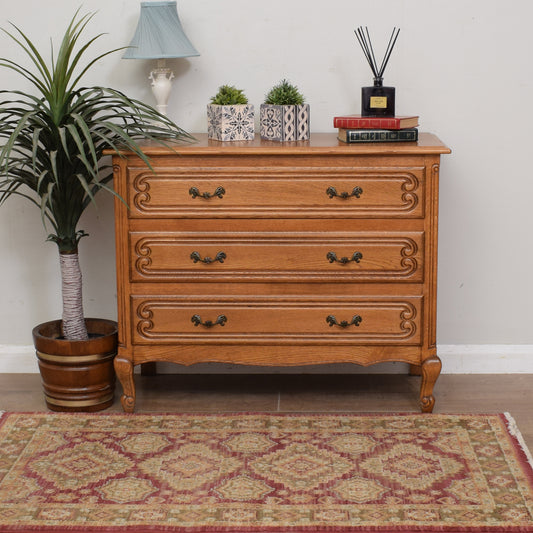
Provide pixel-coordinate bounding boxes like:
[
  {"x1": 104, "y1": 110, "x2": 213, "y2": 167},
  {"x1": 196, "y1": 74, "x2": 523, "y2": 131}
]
[{"x1": 111, "y1": 132, "x2": 450, "y2": 412}]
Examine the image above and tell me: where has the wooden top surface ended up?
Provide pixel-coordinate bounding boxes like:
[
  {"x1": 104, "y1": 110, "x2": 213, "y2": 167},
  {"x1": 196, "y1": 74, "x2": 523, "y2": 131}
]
[{"x1": 114, "y1": 132, "x2": 451, "y2": 157}]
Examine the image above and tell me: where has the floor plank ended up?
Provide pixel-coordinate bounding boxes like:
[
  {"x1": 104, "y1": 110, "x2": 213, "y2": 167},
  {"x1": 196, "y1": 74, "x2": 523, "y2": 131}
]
[{"x1": 2, "y1": 373, "x2": 533, "y2": 450}]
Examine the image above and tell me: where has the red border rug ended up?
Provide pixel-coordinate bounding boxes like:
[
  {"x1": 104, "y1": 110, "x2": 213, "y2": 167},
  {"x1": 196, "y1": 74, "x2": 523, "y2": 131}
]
[{"x1": 0, "y1": 412, "x2": 532, "y2": 532}]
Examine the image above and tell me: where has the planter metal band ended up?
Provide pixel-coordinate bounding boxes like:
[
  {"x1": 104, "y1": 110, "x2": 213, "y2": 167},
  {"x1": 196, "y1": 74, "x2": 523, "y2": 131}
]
[
  {"x1": 44, "y1": 393, "x2": 114, "y2": 408},
  {"x1": 36, "y1": 350, "x2": 116, "y2": 364}
]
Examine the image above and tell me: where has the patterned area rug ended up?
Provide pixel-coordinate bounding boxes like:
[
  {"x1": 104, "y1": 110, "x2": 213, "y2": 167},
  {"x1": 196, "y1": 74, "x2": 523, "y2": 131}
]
[{"x1": 0, "y1": 412, "x2": 533, "y2": 532}]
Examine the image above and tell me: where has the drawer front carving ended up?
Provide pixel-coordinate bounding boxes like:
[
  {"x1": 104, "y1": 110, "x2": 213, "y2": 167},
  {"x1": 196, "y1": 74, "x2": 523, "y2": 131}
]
[
  {"x1": 131, "y1": 295, "x2": 422, "y2": 345},
  {"x1": 127, "y1": 167, "x2": 424, "y2": 219},
  {"x1": 112, "y1": 133, "x2": 449, "y2": 413},
  {"x1": 130, "y1": 232, "x2": 424, "y2": 282}
]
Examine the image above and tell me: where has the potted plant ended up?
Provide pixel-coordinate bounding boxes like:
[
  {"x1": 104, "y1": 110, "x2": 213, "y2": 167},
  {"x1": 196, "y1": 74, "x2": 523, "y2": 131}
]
[
  {"x1": 0, "y1": 11, "x2": 194, "y2": 411},
  {"x1": 207, "y1": 84, "x2": 255, "y2": 141},
  {"x1": 260, "y1": 79, "x2": 310, "y2": 141}
]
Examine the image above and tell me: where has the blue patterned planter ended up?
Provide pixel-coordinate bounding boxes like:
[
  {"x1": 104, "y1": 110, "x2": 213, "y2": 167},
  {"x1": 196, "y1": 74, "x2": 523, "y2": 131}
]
[
  {"x1": 260, "y1": 104, "x2": 310, "y2": 142},
  {"x1": 207, "y1": 104, "x2": 255, "y2": 141}
]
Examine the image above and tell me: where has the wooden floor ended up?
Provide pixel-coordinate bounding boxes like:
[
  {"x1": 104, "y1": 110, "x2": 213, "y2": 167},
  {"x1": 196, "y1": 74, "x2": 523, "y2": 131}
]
[{"x1": 2, "y1": 372, "x2": 533, "y2": 450}]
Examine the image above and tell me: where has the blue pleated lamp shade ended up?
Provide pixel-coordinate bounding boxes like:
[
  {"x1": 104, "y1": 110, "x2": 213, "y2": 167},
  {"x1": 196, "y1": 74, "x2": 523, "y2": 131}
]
[{"x1": 123, "y1": 1, "x2": 199, "y2": 59}]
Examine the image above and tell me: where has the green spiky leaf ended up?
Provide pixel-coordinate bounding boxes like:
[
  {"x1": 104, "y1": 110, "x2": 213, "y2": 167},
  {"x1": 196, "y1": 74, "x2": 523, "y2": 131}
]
[{"x1": 0, "y1": 10, "x2": 195, "y2": 254}]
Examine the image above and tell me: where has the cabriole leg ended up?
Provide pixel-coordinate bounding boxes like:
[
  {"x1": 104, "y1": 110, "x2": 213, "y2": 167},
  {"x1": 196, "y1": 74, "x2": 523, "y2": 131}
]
[
  {"x1": 420, "y1": 356, "x2": 442, "y2": 413},
  {"x1": 114, "y1": 356, "x2": 136, "y2": 413}
]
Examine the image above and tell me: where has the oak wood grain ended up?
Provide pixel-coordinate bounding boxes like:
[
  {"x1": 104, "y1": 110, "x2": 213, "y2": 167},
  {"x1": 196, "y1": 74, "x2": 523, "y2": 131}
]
[{"x1": 112, "y1": 133, "x2": 450, "y2": 412}]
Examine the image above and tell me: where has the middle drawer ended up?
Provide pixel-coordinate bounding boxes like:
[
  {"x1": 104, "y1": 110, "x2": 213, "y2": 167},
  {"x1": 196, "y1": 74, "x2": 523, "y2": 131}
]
[{"x1": 130, "y1": 231, "x2": 424, "y2": 283}]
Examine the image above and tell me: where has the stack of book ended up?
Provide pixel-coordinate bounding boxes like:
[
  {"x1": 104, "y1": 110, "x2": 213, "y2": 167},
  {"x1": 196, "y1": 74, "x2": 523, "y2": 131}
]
[{"x1": 333, "y1": 115, "x2": 419, "y2": 143}]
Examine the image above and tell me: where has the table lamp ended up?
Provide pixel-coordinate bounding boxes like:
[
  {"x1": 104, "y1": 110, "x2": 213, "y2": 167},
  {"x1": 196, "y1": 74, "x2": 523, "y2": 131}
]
[{"x1": 123, "y1": 1, "x2": 199, "y2": 116}]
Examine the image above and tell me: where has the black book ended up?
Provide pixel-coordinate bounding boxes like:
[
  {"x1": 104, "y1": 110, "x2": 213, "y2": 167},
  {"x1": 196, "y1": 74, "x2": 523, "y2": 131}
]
[{"x1": 338, "y1": 127, "x2": 418, "y2": 143}]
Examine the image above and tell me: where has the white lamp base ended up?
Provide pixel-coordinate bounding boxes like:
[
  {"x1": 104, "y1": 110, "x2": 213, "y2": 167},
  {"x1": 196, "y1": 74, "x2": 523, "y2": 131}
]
[{"x1": 149, "y1": 60, "x2": 175, "y2": 116}]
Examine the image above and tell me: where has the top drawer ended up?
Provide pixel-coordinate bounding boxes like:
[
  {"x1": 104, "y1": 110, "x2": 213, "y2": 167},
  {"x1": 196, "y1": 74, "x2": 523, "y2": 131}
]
[{"x1": 127, "y1": 167, "x2": 425, "y2": 219}]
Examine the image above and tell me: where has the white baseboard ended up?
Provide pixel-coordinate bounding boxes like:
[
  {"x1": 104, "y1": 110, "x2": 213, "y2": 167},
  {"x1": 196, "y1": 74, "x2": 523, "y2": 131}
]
[
  {"x1": 1, "y1": 344, "x2": 533, "y2": 374},
  {"x1": 438, "y1": 345, "x2": 533, "y2": 373},
  {"x1": 0, "y1": 345, "x2": 40, "y2": 373}
]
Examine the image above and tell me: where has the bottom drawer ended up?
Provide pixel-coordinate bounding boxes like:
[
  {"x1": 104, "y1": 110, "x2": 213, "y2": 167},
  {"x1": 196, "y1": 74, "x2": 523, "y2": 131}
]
[{"x1": 131, "y1": 295, "x2": 422, "y2": 345}]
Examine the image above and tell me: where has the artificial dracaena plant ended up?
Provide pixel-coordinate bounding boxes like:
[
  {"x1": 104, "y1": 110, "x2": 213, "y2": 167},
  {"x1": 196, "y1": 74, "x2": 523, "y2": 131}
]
[{"x1": 0, "y1": 10, "x2": 194, "y2": 340}]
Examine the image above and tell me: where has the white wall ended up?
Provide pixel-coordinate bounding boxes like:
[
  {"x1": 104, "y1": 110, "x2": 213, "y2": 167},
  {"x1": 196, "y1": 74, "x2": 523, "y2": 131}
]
[{"x1": 1, "y1": 0, "x2": 533, "y2": 371}]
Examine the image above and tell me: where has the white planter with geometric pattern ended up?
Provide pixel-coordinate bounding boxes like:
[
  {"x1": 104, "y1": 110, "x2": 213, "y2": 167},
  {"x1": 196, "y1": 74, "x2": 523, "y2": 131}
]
[
  {"x1": 260, "y1": 104, "x2": 310, "y2": 142},
  {"x1": 207, "y1": 104, "x2": 255, "y2": 141}
]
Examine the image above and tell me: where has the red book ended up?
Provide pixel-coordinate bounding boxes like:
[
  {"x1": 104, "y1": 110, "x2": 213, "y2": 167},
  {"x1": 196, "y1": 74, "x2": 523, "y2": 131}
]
[{"x1": 333, "y1": 115, "x2": 419, "y2": 130}]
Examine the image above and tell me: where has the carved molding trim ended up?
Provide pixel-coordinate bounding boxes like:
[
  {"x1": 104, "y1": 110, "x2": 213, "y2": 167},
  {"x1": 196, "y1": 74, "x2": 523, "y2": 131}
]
[
  {"x1": 134, "y1": 298, "x2": 419, "y2": 343},
  {"x1": 129, "y1": 168, "x2": 424, "y2": 218},
  {"x1": 132, "y1": 234, "x2": 422, "y2": 282}
]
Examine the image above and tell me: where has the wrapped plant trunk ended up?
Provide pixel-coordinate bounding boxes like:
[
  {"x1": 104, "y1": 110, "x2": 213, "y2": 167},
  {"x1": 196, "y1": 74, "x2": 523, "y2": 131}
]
[{"x1": 59, "y1": 251, "x2": 87, "y2": 340}]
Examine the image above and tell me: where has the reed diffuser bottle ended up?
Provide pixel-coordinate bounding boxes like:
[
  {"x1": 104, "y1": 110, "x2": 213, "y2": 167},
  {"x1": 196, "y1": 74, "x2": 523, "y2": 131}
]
[
  {"x1": 361, "y1": 78, "x2": 395, "y2": 117},
  {"x1": 355, "y1": 27, "x2": 400, "y2": 117}
]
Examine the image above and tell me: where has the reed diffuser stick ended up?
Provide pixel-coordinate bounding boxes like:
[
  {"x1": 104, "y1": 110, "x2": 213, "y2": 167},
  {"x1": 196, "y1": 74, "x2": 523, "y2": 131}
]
[
  {"x1": 378, "y1": 27, "x2": 400, "y2": 78},
  {"x1": 354, "y1": 26, "x2": 400, "y2": 80}
]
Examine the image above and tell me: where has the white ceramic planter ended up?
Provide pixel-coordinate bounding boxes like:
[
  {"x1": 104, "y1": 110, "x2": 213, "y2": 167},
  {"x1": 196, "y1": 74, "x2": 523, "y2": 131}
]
[
  {"x1": 260, "y1": 104, "x2": 310, "y2": 142},
  {"x1": 207, "y1": 104, "x2": 255, "y2": 141}
]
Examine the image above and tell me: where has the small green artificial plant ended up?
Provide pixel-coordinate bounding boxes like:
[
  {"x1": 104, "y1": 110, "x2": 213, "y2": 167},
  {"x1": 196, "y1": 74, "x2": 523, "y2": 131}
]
[
  {"x1": 0, "y1": 9, "x2": 194, "y2": 341},
  {"x1": 210, "y1": 85, "x2": 249, "y2": 105},
  {"x1": 264, "y1": 79, "x2": 305, "y2": 105}
]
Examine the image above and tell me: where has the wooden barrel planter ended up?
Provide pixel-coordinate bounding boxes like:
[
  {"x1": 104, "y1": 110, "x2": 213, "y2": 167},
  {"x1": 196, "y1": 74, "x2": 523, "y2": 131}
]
[{"x1": 33, "y1": 318, "x2": 118, "y2": 412}]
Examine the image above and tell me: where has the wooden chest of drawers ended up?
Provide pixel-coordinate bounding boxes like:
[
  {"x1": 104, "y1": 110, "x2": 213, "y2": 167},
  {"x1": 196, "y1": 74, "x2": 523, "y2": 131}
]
[{"x1": 111, "y1": 133, "x2": 450, "y2": 412}]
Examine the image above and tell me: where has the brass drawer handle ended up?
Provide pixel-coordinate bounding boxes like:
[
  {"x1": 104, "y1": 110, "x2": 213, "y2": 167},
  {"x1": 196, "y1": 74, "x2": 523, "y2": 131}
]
[
  {"x1": 326, "y1": 186, "x2": 363, "y2": 199},
  {"x1": 326, "y1": 315, "x2": 362, "y2": 328},
  {"x1": 326, "y1": 251, "x2": 363, "y2": 264},
  {"x1": 189, "y1": 186, "x2": 226, "y2": 199},
  {"x1": 191, "y1": 314, "x2": 227, "y2": 328},
  {"x1": 190, "y1": 251, "x2": 227, "y2": 264}
]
